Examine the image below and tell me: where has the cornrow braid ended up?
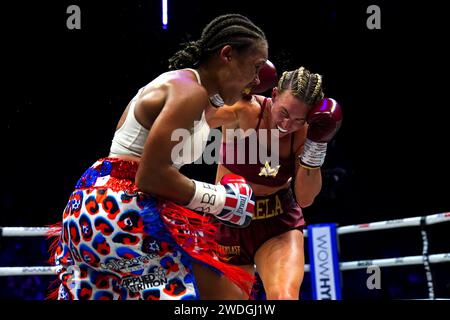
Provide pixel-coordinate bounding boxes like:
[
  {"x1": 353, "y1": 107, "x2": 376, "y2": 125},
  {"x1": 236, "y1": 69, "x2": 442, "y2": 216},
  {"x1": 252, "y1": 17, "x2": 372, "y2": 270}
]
[
  {"x1": 168, "y1": 40, "x2": 203, "y2": 70},
  {"x1": 168, "y1": 14, "x2": 266, "y2": 70},
  {"x1": 277, "y1": 71, "x2": 288, "y2": 90},
  {"x1": 277, "y1": 66, "x2": 324, "y2": 106}
]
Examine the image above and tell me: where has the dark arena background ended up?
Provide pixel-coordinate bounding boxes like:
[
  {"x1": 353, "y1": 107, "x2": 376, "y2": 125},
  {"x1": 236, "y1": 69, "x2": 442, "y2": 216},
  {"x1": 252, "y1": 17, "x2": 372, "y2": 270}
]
[{"x1": 1, "y1": 0, "x2": 449, "y2": 301}]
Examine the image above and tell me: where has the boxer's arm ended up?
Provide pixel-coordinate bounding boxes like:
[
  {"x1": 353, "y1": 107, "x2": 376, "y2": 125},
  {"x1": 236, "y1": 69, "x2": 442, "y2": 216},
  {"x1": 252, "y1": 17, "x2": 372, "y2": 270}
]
[
  {"x1": 293, "y1": 127, "x2": 323, "y2": 208},
  {"x1": 294, "y1": 98, "x2": 343, "y2": 207},
  {"x1": 206, "y1": 59, "x2": 277, "y2": 129},
  {"x1": 220, "y1": 96, "x2": 262, "y2": 136},
  {"x1": 136, "y1": 85, "x2": 255, "y2": 226},
  {"x1": 205, "y1": 102, "x2": 241, "y2": 129},
  {"x1": 136, "y1": 79, "x2": 207, "y2": 205}
]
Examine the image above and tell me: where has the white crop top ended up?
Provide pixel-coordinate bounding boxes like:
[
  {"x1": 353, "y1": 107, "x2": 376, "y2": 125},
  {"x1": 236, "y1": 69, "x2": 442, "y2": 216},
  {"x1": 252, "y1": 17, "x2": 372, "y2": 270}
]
[{"x1": 109, "y1": 68, "x2": 210, "y2": 169}]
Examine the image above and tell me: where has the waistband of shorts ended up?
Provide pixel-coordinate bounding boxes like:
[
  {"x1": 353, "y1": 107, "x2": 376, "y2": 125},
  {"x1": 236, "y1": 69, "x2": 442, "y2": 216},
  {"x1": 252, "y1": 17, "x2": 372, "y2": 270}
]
[
  {"x1": 254, "y1": 187, "x2": 293, "y2": 202},
  {"x1": 75, "y1": 157, "x2": 139, "y2": 190}
]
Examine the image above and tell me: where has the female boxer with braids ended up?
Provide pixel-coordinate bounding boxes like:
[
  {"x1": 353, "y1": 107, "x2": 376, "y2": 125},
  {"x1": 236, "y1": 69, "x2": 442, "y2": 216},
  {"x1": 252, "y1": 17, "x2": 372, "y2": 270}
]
[
  {"x1": 48, "y1": 14, "x2": 268, "y2": 300},
  {"x1": 205, "y1": 65, "x2": 342, "y2": 299}
]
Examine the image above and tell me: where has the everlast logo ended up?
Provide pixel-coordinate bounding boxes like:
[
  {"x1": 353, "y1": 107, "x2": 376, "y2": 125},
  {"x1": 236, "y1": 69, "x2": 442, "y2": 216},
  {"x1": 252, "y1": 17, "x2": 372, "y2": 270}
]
[
  {"x1": 254, "y1": 194, "x2": 284, "y2": 220},
  {"x1": 237, "y1": 195, "x2": 246, "y2": 214},
  {"x1": 218, "y1": 245, "x2": 240, "y2": 256}
]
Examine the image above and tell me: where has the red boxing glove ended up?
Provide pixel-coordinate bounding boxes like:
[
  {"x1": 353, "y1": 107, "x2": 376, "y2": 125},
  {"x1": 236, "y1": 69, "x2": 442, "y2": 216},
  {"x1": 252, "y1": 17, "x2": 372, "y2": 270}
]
[
  {"x1": 216, "y1": 174, "x2": 255, "y2": 228},
  {"x1": 299, "y1": 98, "x2": 343, "y2": 169},
  {"x1": 186, "y1": 174, "x2": 255, "y2": 228}
]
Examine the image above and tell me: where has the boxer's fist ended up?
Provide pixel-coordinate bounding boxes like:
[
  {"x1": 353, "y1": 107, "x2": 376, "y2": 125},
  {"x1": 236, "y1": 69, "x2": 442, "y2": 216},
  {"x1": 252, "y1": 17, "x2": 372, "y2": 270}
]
[
  {"x1": 243, "y1": 60, "x2": 278, "y2": 98},
  {"x1": 307, "y1": 98, "x2": 343, "y2": 143},
  {"x1": 215, "y1": 174, "x2": 255, "y2": 228},
  {"x1": 299, "y1": 98, "x2": 343, "y2": 168},
  {"x1": 186, "y1": 175, "x2": 255, "y2": 228}
]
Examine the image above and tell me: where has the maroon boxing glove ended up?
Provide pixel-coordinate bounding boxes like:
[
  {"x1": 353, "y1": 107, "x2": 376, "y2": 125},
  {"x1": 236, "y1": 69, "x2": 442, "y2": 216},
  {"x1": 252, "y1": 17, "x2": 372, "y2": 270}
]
[
  {"x1": 251, "y1": 60, "x2": 278, "y2": 94},
  {"x1": 242, "y1": 60, "x2": 278, "y2": 98},
  {"x1": 299, "y1": 98, "x2": 343, "y2": 169}
]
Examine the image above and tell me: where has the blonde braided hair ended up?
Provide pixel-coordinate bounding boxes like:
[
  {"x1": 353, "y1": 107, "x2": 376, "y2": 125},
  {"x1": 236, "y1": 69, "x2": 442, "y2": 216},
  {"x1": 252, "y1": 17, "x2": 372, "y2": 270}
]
[{"x1": 277, "y1": 66, "x2": 324, "y2": 106}]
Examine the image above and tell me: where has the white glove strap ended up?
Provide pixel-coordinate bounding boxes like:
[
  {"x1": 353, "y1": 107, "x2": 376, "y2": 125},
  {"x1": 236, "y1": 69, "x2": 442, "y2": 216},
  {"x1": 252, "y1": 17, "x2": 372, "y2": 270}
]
[
  {"x1": 186, "y1": 180, "x2": 226, "y2": 215},
  {"x1": 209, "y1": 94, "x2": 225, "y2": 107},
  {"x1": 299, "y1": 139, "x2": 328, "y2": 168}
]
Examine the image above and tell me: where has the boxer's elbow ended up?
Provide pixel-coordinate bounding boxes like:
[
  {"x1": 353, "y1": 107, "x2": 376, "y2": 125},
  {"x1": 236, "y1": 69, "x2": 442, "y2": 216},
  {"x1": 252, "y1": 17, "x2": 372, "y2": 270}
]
[
  {"x1": 136, "y1": 172, "x2": 158, "y2": 195},
  {"x1": 136, "y1": 165, "x2": 169, "y2": 195},
  {"x1": 295, "y1": 191, "x2": 317, "y2": 208},
  {"x1": 297, "y1": 198, "x2": 314, "y2": 208}
]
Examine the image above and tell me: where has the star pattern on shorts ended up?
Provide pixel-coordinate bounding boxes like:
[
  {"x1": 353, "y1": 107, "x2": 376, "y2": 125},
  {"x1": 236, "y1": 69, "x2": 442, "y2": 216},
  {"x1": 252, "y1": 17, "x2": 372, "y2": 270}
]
[{"x1": 258, "y1": 161, "x2": 281, "y2": 178}]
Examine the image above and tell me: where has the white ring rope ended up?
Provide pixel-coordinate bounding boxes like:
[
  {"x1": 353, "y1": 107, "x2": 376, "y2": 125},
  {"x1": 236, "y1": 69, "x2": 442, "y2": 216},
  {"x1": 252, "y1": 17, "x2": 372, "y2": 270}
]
[
  {"x1": 1, "y1": 212, "x2": 449, "y2": 237},
  {"x1": 326, "y1": 252, "x2": 450, "y2": 271},
  {"x1": 295, "y1": 253, "x2": 450, "y2": 272},
  {"x1": 0, "y1": 212, "x2": 449, "y2": 277},
  {"x1": 303, "y1": 212, "x2": 450, "y2": 237},
  {"x1": 0, "y1": 266, "x2": 58, "y2": 276},
  {"x1": 0, "y1": 227, "x2": 51, "y2": 237},
  {"x1": 302, "y1": 253, "x2": 450, "y2": 273},
  {"x1": 1, "y1": 253, "x2": 449, "y2": 276}
]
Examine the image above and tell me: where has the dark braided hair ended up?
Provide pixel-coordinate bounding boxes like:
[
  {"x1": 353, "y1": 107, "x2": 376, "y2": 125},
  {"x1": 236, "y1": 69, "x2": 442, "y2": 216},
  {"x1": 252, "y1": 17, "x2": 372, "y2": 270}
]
[
  {"x1": 168, "y1": 14, "x2": 266, "y2": 70},
  {"x1": 277, "y1": 66, "x2": 324, "y2": 106}
]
